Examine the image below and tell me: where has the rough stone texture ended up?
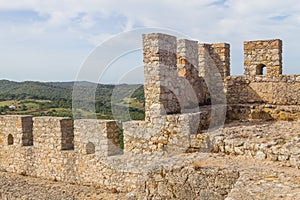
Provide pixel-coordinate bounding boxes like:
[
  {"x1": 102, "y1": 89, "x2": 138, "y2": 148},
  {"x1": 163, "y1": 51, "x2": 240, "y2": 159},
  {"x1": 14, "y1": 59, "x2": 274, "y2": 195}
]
[
  {"x1": 177, "y1": 39, "x2": 206, "y2": 109},
  {"x1": 244, "y1": 39, "x2": 282, "y2": 77},
  {"x1": 123, "y1": 111, "x2": 209, "y2": 154},
  {"x1": 143, "y1": 33, "x2": 180, "y2": 119},
  {"x1": 207, "y1": 120, "x2": 300, "y2": 168},
  {"x1": 1, "y1": 153, "x2": 300, "y2": 200},
  {"x1": 0, "y1": 33, "x2": 299, "y2": 199},
  {"x1": 0, "y1": 115, "x2": 33, "y2": 147},
  {"x1": 199, "y1": 43, "x2": 230, "y2": 80},
  {"x1": 227, "y1": 104, "x2": 300, "y2": 121},
  {"x1": 198, "y1": 43, "x2": 229, "y2": 105},
  {"x1": 74, "y1": 119, "x2": 121, "y2": 156},
  {"x1": 226, "y1": 75, "x2": 300, "y2": 105}
]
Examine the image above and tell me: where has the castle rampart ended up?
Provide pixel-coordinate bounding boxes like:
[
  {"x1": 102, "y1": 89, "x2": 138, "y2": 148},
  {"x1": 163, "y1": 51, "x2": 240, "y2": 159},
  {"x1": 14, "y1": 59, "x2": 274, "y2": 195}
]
[{"x1": 0, "y1": 33, "x2": 300, "y2": 199}]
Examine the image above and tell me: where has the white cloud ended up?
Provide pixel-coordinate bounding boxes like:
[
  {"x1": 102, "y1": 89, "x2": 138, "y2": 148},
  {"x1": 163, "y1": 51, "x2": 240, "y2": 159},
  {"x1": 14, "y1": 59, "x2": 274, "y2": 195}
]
[{"x1": 0, "y1": 0, "x2": 300, "y2": 82}]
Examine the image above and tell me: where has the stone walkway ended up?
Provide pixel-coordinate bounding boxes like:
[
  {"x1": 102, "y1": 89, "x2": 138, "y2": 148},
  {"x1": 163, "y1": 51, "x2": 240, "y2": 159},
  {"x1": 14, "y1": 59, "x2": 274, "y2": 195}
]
[
  {"x1": 1, "y1": 153, "x2": 300, "y2": 199},
  {"x1": 164, "y1": 153, "x2": 300, "y2": 200},
  {"x1": 0, "y1": 171, "x2": 125, "y2": 200},
  {"x1": 208, "y1": 120, "x2": 300, "y2": 168}
]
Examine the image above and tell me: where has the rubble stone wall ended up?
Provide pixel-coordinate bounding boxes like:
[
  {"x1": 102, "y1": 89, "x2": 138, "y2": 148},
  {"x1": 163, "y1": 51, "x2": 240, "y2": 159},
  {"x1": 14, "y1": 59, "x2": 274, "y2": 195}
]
[
  {"x1": 225, "y1": 75, "x2": 300, "y2": 105},
  {"x1": 0, "y1": 33, "x2": 300, "y2": 199},
  {"x1": 244, "y1": 39, "x2": 282, "y2": 77},
  {"x1": 143, "y1": 33, "x2": 217, "y2": 121},
  {"x1": 207, "y1": 120, "x2": 300, "y2": 168},
  {"x1": 0, "y1": 116, "x2": 143, "y2": 193},
  {"x1": 123, "y1": 110, "x2": 211, "y2": 154}
]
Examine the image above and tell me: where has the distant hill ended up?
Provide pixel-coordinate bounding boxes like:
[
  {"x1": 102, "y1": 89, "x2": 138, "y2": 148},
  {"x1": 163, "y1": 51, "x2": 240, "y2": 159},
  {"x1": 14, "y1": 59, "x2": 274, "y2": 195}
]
[{"x1": 0, "y1": 80, "x2": 145, "y2": 120}]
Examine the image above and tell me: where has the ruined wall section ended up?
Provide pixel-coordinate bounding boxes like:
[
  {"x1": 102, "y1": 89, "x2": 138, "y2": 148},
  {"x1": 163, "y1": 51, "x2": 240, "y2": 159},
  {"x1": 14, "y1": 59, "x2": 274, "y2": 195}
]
[
  {"x1": 124, "y1": 33, "x2": 215, "y2": 155},
  {"x1": 123, "y1": 111, "x2": 211, "y2": 154},
  {"x1": 199, "y1": 43, "x2": 230, "y2": 79},
  {"x1": 206, "y1": 120, "x2": 300, "y2": 168},
  {"x1": 225, "y1": 75, "x2": 300, "y2": 105}
]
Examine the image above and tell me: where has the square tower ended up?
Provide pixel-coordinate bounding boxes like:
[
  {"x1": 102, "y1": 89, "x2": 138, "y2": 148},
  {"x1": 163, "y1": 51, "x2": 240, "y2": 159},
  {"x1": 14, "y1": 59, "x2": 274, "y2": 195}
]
[{"x1": 244, "y1": 39, "x2": 282, "y2": 77}]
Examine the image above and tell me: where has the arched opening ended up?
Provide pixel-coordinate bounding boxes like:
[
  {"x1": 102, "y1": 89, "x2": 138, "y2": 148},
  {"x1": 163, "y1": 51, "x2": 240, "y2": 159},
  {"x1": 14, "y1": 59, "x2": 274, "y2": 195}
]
[
  {"x1": 256, "y1": 64, "x2": 266, "y2": 75},
  {"x1": 8, "y1": 134, "x2": 14, "y2": 145},
  {"x1": 86, "y1": 142, "x2": 95, "y2": 154}
]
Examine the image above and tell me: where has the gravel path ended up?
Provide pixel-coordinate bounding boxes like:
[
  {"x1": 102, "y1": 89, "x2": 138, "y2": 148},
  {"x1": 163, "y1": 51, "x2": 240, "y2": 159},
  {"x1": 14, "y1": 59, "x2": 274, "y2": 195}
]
[{"x1": 0, "y1": 171, "x2": 124, "y2": 200}]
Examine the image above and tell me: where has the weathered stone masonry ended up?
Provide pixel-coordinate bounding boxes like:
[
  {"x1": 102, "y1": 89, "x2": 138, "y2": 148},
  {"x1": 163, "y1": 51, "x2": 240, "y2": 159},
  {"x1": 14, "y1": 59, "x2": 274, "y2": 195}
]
[
  {"x1": 0, "y1": 33, "x2": 300, "y2": 199},
  {"x1": 244, "y1": 39, "x2": 282, "y2": 77}
]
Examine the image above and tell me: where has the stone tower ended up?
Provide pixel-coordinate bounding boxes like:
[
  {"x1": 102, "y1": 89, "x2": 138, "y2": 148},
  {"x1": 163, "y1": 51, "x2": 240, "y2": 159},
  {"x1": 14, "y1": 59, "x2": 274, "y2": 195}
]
[{"x1": 244, "y1": 39, "x2": 282, "y2": 77}]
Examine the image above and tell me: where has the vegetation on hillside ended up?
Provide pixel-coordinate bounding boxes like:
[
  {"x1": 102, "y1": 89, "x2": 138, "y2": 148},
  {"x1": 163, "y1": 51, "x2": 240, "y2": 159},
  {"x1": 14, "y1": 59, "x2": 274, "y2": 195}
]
[{"x1": 0, "y1": 80, "x2": 145, "y2": 121}]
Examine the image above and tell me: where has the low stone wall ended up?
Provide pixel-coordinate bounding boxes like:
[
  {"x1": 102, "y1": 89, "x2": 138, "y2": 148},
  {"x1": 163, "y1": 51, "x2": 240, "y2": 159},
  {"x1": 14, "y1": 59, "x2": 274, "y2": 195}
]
[
  {"x1": 227, "y1": 104, "x2": 300, "y2": 121},
  {"x1": 2, "y1": 152, "x2": 300, "y2": 200},
  {"x1": 123, "y1": 110, "x2": 211, "y2": 154},
  {"x1": 225, "y1": 75, "x2": 300, "y2": 105}
]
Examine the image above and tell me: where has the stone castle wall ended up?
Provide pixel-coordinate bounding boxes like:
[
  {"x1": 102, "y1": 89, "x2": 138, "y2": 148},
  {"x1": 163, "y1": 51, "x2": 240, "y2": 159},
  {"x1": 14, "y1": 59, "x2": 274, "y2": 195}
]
[
  {"x1": 143, "y1": 33, "x2": 229, "y2": 121},
  {"x1": 125, "y1": 33, "x2": 300, "y2": 155},
  {"x1": 0, "y1": 33, "x2": 299, "y2": 198},
  {"x1": 0, "y1": 116, "x2": 143, "y2": 192},
  {"x1": 226, "y1": 75, "x2": 300, "y2": 105}
]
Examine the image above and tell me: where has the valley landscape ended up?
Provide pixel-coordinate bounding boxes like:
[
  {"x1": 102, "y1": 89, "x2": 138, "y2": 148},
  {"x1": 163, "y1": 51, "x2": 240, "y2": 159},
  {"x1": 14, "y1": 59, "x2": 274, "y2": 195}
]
[{"x1": 0, "y1": 80, "x2": 145, "y2": 121}]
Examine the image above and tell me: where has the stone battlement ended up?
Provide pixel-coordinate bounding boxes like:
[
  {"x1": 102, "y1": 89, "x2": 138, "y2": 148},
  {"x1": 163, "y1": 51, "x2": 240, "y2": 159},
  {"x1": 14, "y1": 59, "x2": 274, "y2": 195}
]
[
  {"x1": 0, "y1": 33, "x2": 299, "y2": 199},
  {"x1": 0, "y1": 116, "x2": 120, "y2": 154}
]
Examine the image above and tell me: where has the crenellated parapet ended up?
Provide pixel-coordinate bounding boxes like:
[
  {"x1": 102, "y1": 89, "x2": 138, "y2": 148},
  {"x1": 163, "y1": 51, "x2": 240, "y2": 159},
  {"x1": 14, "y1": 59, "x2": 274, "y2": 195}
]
[{"x1": 0, "y1": 33, "x2": 299, "y2": 196}]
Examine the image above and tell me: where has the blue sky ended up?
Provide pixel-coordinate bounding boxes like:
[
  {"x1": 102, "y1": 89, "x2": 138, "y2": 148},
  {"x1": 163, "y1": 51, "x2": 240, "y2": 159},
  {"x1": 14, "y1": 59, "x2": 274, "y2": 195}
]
[{"x1": 0, "y1": 0, "x2": 300, "y2": 83}]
